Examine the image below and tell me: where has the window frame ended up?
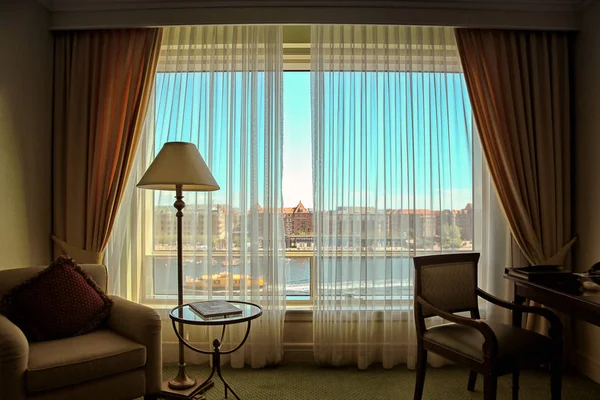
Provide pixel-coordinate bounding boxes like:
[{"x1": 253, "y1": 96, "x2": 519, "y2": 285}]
[{"x1": 138, "y1": 27, "x2": 481, "y2": 309}]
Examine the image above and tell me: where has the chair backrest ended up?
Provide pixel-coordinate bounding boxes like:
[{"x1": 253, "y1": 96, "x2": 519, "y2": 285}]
[
  {"x1": 413, "y1": 253, "x2": 480, "y2": 318},
  {"x1": 0, "y1": 264, "x2": 108, "y2": 298}
]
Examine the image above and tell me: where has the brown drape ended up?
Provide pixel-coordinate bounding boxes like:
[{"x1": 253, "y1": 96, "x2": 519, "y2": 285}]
[
  {"x1": 52, "y1": 28, "x2": 162, "y2": 264},
  {"x1": 455, "y1": 29, "x2": 575, "y2": 267}
]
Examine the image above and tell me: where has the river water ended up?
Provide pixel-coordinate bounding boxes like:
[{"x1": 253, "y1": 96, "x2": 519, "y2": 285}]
[{"x1": 153, "y1": 256, "x2": 415, "y2": 299}]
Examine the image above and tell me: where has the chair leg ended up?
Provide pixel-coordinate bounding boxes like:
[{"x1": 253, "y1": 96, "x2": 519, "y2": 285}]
[
  {"x1": 484, "y1": 375, "x2": 497, "y2": 400},
  {"x1": 512, "y1": 369, "x2": 519, "y2": 400},
  {"x1": 551, "y1": 352, "x2": 563, "y2": 400},
  {"x1": 414, "y1": 347, "x2": 428, "y2": 400},
  {"x1": 468, "y1": 370, "x2": 477, "y2": 391}
]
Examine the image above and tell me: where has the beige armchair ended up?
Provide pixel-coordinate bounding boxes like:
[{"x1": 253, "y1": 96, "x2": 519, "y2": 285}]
[{"x1": 0, "y1": 264, "x2": 162, "y2": 400}]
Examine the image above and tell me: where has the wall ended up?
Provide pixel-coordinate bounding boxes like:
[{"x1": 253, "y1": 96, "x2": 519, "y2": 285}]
[
  {"x1": 574, "y1": 0, "x2": 600, "y2": 383},
  {"x1": 0, "y1": 0, "x2": 52, "y2": 269}
]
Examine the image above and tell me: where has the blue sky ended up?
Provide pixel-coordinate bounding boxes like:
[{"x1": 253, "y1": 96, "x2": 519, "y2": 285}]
[
  {"x1": 285, "y1": 71, "x2": 473, "y2": 210},
  {"x1": 283, "y1": 72, "x2": 313, "y2": 208},
  {"x1": 153, "y1": 71, "x2": 473, "y2": 210}
]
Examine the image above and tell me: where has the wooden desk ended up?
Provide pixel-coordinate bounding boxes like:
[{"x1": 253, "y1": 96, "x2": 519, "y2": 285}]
[{"x1": 504, "y1": 274, "x2": 600, "y2": 327}]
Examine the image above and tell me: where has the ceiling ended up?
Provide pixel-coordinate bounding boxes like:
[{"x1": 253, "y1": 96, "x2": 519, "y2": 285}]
[{"x1": 40, "y1": 0, "x2": 594, "y2": 13}]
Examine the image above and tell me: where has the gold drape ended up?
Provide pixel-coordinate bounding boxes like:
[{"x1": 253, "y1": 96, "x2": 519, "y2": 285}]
[
  {"x1": 455, "y1": 29, "x2": 575, "y2": 336},
  {"x1": 52, "y1": 28, "x2": 162, "y2": 264},
  {"x1": 455, "y1": 28, "x2": 575, "y2": 267}
]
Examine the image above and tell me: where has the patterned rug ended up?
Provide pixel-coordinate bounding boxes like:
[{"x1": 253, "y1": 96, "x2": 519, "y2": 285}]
[{"x1": 141, "y1": 363, "x2": 600, "y2": 399}]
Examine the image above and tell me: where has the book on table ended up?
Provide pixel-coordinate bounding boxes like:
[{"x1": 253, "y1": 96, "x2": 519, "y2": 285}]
[
  {"x1": 505, "y1": 265, "x2": 572, "y2": 282},
  {"x1": 189, "y1": 301, "x2": 243, "y2": 318}
]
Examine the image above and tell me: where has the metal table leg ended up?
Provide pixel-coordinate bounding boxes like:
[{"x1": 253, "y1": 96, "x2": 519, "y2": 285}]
[{"x1": 171, "y1": 319, "x2": 253, "y2": 399}]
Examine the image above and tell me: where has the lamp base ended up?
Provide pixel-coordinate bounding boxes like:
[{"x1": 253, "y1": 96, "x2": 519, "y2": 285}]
[{"x1": 168, "y1": 364, "x2": 196, "y2": 389}]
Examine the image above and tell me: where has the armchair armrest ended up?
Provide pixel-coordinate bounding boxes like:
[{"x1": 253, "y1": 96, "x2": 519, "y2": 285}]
[
  {"x1": 0, "y1": 314, "x2": 28, "y2": 400},
  {"x1": 475, "y1": 288, "x2": 563, "y2": 337},
  {"x1": 108, "y1": 296, "x2": 162, "y2": 395},
  {"x1": 416, "y1": 295, "x2": 498, "y2": 357}
]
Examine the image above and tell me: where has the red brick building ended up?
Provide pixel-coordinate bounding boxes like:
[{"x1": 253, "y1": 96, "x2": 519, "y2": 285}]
[{"x1": 283, "y1": 201, "x2": 313, "y2": 236}]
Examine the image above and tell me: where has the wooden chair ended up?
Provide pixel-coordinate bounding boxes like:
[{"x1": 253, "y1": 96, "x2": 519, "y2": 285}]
[{"x1": 413, "y1": 253, "x2": 562, "y2": 400}]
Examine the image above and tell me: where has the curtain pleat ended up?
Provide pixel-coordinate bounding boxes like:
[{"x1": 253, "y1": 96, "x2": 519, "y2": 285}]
[
  {"x1": 311, "y1": 25, "x2": 479, "y2": 369},
  {"x1": 454, "y1": 29, "x2": 575, "y2": 267},
  {"x1": 52, "y1": 28, "x2": 163, "y2": 264}
]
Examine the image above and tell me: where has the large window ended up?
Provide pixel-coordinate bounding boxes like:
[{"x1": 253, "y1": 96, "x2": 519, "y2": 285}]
[
  {"x1": 140, "y1": 27, "x2": 477, "y2": 304},
  {"x1": 146, "y1": 72, "x2": 475, "y2": 301}
]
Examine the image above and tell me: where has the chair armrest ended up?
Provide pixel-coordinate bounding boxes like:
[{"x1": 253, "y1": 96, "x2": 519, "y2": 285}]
[
  {"x1": 476, "y1": 288, "x2": 563, "y2": 337},
  {"x1": 108, "y1": 296, "x2": 162, "y2": 395},
  {"x1": 0, "y1": 314, "x2": 28, "y2": 400},
  {"x1": 416, "y1": 295, "x2": 498, "y2": 357}
]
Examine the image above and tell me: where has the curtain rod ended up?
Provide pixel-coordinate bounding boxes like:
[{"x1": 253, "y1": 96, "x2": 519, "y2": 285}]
[{"x1": 48, "y1": 7, "x2": 581, "y2": 31}]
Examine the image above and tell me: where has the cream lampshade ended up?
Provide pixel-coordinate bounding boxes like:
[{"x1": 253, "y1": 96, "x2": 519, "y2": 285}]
[
  {"x1": 137, "y1": 141, "x2": 220, "y2": 191},
  {"x1": 136, "y1": 141, "x2": 219, "y2": 394}
]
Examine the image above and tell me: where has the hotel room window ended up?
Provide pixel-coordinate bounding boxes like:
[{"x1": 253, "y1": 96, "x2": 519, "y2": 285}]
[
  {"x1": 142, "y1": 26, "x2": 478, "y2": 305},
  {"x1": 148, "y1": 70, "x2": 315, "y2": 302}
]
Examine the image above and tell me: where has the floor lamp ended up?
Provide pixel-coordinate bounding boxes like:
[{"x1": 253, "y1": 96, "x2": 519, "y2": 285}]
[{"x1": 137, "y1": 141, "x2": 220, "y2": 395}]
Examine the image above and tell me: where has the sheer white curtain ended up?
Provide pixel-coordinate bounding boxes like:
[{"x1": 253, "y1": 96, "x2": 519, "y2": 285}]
[
  {"x1": 311, "y1": 25, "x2": 507, "y2": 369},
  {"x1": 106, "y1": 25, "x2": 286, "y2": 368},
  {"x1": 474, "y1": 129, "x2": 514, "y2": 325}
]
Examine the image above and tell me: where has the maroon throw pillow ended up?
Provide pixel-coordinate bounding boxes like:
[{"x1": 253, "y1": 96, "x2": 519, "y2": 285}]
[{"x1": 0, "y1": 256, "x2": 113, "y2": 342}]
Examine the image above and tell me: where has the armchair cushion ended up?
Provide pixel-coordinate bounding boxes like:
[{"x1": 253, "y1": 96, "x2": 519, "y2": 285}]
[
  {"x1": 108, "y1": 296, "x2": 162, "y2": 395},
  {"x1": 26, "y1": 329, "x2": 145, "y2": 393},
  {"x1": 0, "y1": 256, "x2": 113, "y2": 341},
  {"x1": 423, "y1": 322, "x2": 551, "y2": 363}
]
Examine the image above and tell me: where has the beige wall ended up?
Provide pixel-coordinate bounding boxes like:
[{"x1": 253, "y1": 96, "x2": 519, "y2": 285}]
[
  {"x1": 0, "y1": 0, "x2": 52, "y2": 269},
  {"x1": 575, "y1": 0, "x2": 600, "y2": 384}
]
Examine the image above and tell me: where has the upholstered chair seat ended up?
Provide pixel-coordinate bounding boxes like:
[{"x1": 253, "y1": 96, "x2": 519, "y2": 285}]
[
  {"x1": 26, "y1": 329, "x2": 146, "y2": 394},
  {"x1": 424, "y1": 322, "x2": 551, "y2": 366}
]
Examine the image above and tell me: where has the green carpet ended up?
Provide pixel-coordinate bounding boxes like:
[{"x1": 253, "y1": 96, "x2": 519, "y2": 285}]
[{"x1": 143, "y1": 363, "x2": 600, "y2": 399}]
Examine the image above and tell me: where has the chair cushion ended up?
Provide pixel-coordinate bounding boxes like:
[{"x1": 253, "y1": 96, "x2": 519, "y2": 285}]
[
  {"x1": 26, "y1": 329, "x2": 146, "y2": 393},
  {"x1": 423, "y1": 322, "x2": 552, "y2": 363},
  {"x1": 0, "y1": 256, "x2": 113, "y2": 341}
]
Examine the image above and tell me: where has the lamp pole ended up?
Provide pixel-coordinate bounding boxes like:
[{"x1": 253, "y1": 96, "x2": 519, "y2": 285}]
[
  {"x1": 136, "y1": 142, "x2": 219, "y2": 396},
  {"x1": 169, "y1": 184, "x2": 196, "y2": 389}
]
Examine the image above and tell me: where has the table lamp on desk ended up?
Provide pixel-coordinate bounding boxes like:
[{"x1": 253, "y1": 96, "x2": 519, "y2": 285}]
[{"x1": 137, "y1": 141, "x2": 219, "y2": 394}]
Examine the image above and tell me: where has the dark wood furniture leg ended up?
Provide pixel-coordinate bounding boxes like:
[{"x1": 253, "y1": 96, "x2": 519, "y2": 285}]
[
  {"x1": 551, "y1": 355, "x2": 563, "y2": 400},
  {"x1": 512, "y1": 284, "x2": 526, "y2": 328},
  {"x1": 484, "y1": 374, "x2": 497, "y2": 400},
  {"x1": 511, "y1": 283, "x2": 524, "y2": 400},
  {"x1": 468, "y1": 370, "x2": 477, "y2": 391},
  {"x1": 512, "y1": 369, "x2": 519, "y2": 400},
  {"x1": 550, "y1": 322, "x2": 563, "y2": 400},
  {"x1": 414, "y1": 346, "x2": 427, "y2": 400}
]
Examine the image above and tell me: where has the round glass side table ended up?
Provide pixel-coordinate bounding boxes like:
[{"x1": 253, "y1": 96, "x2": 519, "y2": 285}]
[{"x1": 169, "y1": 301, "x2": 263, "y2": 400}]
